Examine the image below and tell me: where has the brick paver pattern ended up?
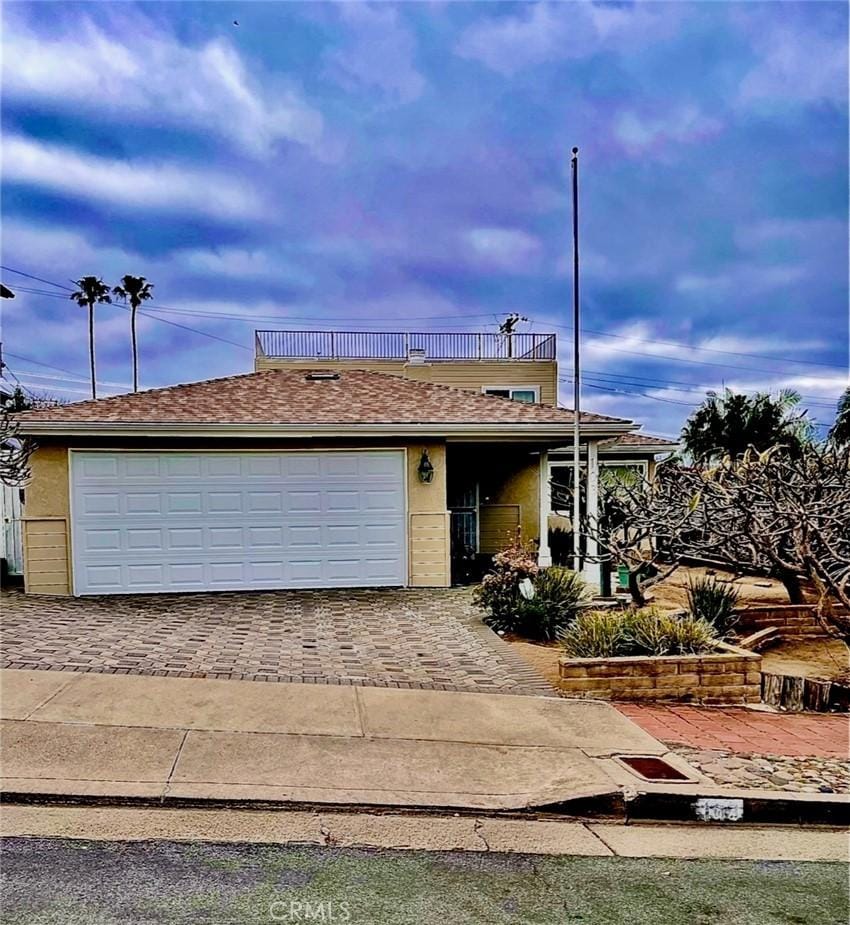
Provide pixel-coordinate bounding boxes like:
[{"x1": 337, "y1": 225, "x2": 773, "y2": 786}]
[
  {"x1": 1, "y1": 588, "x2": 553, "y2": 695},
  {"x1": 616, "y1": 703, "x2": 849, "y2": 760}
]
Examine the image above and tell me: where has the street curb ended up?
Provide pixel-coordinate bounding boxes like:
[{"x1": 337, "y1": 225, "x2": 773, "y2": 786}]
[
  {"x1": 619, "y1": 791, "x2": 850, "y2": 827},
  {"x1": 3, "y1": 787, "x2": 847, "y2": 827}
]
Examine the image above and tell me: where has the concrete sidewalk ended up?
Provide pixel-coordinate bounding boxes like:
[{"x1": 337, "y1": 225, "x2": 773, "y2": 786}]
[{"x1": 1, "y1": 669, "x2": 665, "y2": 811}]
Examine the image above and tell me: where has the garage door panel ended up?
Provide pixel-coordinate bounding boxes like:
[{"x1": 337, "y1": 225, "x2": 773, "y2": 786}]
[
  {"x1": 168, "y1": 528, "x2": 204, "y2": 550},
  {"x1": 247, "y1": 526, "x2": 284, "y2": 549},
  {"x1": 162, "y1": 493, "x2": 200, "y2": 515},
  {"x1": 71, "y1": 451, "x2": 406, "y2": 594},
  {"x1": 123, "y1": 456, "x2": 161, "y2": 478},
  {"x1": 127, "y1": 563, "x2": 165, "y2": 587},
  {"x1": 325, "y1": 490, "x2": 359, "y2": 512},
  {"x1": 247, "y1": 491, "x2": 283, "y2": 513},
  {"x1": 82, "y1": 492, "x2": 121, "y2": 515},
  {"x1": 83, "y1": 529, "x2": 121, "y2": 552},
  {"x1": 288, "y1": 491, "x2": 322, "y2": 513},
  {"x1": 126, "y1": 528, "x2": 163, "y2": 551},
  {"x1": 169, "y1": 563, "x2": 206, "y2": 586},
  {"x1": 244, "y1": 456, "x2": 283, "y2": 477}
]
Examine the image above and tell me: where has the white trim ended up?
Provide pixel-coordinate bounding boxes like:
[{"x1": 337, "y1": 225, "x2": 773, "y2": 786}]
[
  {"x1": 537, "y1": 450, "x2": 552, "y2": 567},
  {"x1": 23, "y1": 421, "x2": 634, "y2": 439},
  {"x1": 550, "y1": 457, "x2": 650, "y2": 477},
  {"x1": 582, "y1": 440, "x2": 600, "y2": 590},
  {"x1": 481, "y1": 385, "x2": 541, "y2": 404}
]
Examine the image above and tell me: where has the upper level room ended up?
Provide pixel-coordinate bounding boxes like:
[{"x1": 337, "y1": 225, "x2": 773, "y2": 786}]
[{"x1": 254, "y1": 329, "x2": 559, "y2": 406}]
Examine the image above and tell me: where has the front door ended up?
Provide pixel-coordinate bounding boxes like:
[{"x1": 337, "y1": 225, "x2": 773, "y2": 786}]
[{"x1": 448, "y1": 474, "x2": 478, "y2": 584}]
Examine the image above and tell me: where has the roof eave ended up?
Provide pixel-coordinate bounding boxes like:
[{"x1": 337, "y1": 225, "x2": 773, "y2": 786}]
[
  {"x1": 19, "y1": 420, "x2": 635, "y2": 440},
  {"x1": 601, "y1": 443, "x2": 680, "y2": 454}
]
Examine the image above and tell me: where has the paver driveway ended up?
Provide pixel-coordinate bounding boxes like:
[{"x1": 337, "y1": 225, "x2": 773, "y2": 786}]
[{"x1": 0, "y1": 588, "x2": 553, "y2": 695}]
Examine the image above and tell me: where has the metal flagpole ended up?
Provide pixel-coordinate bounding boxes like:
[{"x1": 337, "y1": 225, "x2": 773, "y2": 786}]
[{"x1": 571, "y1": 147, "x2": 581, "y2": 573}]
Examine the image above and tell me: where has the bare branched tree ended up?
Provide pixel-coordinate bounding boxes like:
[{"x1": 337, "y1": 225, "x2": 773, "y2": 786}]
[
  {"x1": 0, "y1": 410, "x2": 34, "y2": 487},
  {"x1": 584, "y1": 445, "x2": 850, "y2": 638},
  {"x1": 582, "y1": 464, "x2": 702, "y2": 606},
  {"x1": 696, "y1": 445, "x2": 850, "y2": 635}
]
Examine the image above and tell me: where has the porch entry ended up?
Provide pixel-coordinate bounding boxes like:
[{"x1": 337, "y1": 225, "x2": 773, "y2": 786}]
[{"x1": 447, "y1": 465, "x2": 521, "y2": 585}]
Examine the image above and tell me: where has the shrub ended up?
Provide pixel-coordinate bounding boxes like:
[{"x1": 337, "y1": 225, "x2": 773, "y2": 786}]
[
  {"x1": 475, "y1": 541, "x2": 590, "y2": 640},
  {"x1": 560, "y1": 609, "x2": 627, "y2": 658},
  {"x1": 512, "y1": 567, "x2": 592, "y2": 641},
  {"x1": 561, "y1": 608, "x2": 719, "y2": 658},
  {"x1": 687, "y1": 576, "x2": 740, "y2": 636},
  {"x1": 625, "y1": 608, "x2": 718, "y2": 656},
  {"x1": 473, "y1": 539, "x2": 539, "y2": 627}
]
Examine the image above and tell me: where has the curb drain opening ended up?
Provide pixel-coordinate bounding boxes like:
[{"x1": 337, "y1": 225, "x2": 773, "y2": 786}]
[{"x1": 615, "y1": 755, "x2": 693, "y2": 782}]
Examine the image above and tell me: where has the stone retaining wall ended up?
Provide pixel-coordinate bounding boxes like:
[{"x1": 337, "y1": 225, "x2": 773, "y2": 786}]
[
  {"x1": 735, "y1": 605, "x2": 832, "y2": 638},
  {"x1": 558, "y1": 643, "x2": 762, "y2": 704}
]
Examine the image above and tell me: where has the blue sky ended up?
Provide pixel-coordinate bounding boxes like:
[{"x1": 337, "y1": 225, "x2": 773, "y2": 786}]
[{"x1": 1, "y1": 1, "x2": 847, "y2": 437}]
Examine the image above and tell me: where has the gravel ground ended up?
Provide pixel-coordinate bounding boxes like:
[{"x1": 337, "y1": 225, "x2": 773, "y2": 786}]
[
  {"x1": 671, "y1": 746, "x2": 850, "y2": 794},
  {"x1": 2, "y1": 838, "x2": 848, "y2": 925}
]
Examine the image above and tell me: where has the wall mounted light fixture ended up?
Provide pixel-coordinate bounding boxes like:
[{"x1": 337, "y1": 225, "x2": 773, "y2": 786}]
[{"x1": 417, "y1": 449, "x2": 435, "y2": 483}]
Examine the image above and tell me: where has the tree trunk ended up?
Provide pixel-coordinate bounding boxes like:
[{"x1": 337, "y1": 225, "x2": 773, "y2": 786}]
[
  {"x1": 131, "y1": 303, "x2": 138, "y2": 392},
  {"x1": 778, "y1": 570, "x2": 805, "y2": 604},
  {"x1": 88, "y1": 302, "x2": 96, "y2": 400},
  {"x1": 628, "y1": 569, "x2": 646, "y2": 607}
]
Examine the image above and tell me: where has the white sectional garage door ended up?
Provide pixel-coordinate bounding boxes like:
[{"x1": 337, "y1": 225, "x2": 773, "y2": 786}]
[{"x1": 70, "y1": 451, "x2": 406, "y2": 595}]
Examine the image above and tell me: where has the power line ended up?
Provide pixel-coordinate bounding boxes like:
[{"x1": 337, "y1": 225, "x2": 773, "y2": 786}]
[
  {"x1": 562, "y1": 372, "x2": 839, "y2": 409},
  {"x1": 0, "y1": 266, "x2": 74, "y2": 291},
  {"x1": 541, "y1": 320, "x2": 845, "y2": 378},
  {"x1": 583, "y1": 326, "x2": 845, "y2": 370},
  {"x1": 583, "y1": 381, "x2": 698, "y2": 407},
  {"x1": 5, "y1": 352, "x2": 132, "y2": 387},
  {"x1": 5, "y1": 263, "x2": 847, "y2": 380},
  {"x1": 3, "y1": 266, "x2": 251, "y2": 352}
]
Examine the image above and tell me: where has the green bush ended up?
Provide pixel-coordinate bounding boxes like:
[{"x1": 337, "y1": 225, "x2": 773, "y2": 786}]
[
  {"x1": 687, "y1": 576, "x2": 740, "y2": 636},
  {"x1": 512, "y1": 567, "x2": 592, "y2": 641},
  {"x1": 475, "y1": 546, "x2": 590, "y2": 641},
  {"x1": 561, "y1": 607, "x2": 719, "y2": 658},
  {"x1": 559, "y1": 609, "x2": 627, "y2": 658},
  {"x1": 473, "y1": 539, "x2": 539, "y2": 627}
]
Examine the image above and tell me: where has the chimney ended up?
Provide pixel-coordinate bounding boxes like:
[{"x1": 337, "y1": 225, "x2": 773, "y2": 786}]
[{"x1": 407, "y1": 347, "x2": 427, "y2": 365}]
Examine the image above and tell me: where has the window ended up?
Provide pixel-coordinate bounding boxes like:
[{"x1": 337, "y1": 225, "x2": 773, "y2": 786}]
[{"x1": 482, "y1": 386, "x2": 539, "y2": 403}]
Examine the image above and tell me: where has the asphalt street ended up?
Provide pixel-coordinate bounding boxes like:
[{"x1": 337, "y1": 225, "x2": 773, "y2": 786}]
[{"x1": 2, "y1": 837, "x2": 848, "y2": 925}]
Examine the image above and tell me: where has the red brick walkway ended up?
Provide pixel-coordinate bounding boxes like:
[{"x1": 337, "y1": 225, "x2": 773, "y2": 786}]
[{"x1": 617, "y1": 703, "x2": 850, "y2": 760}]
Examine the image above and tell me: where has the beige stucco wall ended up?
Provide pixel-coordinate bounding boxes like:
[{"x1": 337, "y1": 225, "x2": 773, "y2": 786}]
[
  {"x1": 255, "y1": 358, "x2": 559, "y2": 406},
  {"x1": 406, "y1": 442, "x2": 450, "y2": 587},
  {"x1": 22, "y1": 441, "x2": 451, "y2": 596},
  {"x1": 22, "y1": 446, "x2": 71, "y2": 595}
]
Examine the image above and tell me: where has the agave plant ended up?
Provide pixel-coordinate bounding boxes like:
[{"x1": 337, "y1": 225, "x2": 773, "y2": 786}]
[{"x1": 686, "y1": 576, "x2": 740, "y2": 636}]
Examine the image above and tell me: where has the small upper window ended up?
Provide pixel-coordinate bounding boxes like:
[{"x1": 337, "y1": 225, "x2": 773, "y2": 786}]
[{"x1": 483, "y1": 386, "x2": 539, "y2": 403}]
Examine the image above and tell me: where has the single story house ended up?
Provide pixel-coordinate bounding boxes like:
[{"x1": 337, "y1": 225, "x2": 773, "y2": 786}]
[{"x1": 15, "y1": 331, "x2": 677, "y2": 597}]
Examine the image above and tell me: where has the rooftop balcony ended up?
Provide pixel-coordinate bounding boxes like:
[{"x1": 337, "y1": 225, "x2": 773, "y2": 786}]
[{"x1": 255, "y1": 330, "x2": 557, "y2": 362}]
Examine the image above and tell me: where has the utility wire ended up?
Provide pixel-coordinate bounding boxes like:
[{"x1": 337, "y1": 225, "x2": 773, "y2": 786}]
[{"x1": 4, "y1": 263, "x2": 847, "y2": 378}]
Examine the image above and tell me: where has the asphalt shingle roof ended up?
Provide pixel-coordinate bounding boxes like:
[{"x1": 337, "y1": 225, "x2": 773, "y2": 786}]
[
  {"x1": 17, "y1": 368, "x2": 630, "y2": 428},
  {"x1": 603, "y1": 432, "x2": 679, "y2": 448}
]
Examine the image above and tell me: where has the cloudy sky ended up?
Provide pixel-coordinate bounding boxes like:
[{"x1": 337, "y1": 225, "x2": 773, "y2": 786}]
[{"x1": 1, "y1": 1, "x2": 847, "y2": 437}]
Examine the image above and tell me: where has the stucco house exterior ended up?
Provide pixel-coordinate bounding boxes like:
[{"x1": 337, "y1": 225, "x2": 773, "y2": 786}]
[{"x1": 15, "y1": 331, "x2": 676, "y2": 597}]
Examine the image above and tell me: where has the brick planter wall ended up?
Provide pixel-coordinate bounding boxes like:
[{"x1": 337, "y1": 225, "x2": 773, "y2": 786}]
[
  {"x1": 735, "y1": 605, "x2": 833, "y2": 638},
  {"x1": 558, "y1": 642, "x2": 762, "y2": 704}
]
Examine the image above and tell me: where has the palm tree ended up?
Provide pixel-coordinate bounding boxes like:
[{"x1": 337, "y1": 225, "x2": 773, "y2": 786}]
[
  {"x1": 681, "y1": 388, "x2": 811, "y2": 463},
  {"x1": 828, "y1": 387, "x2": 850, "y2": 447},
  {"x1": 112, "y1": 275, "x2": 154, "y2": 392},
  {"x1": 69, "y1": 276, "x2": 112, "y2": 400}
]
